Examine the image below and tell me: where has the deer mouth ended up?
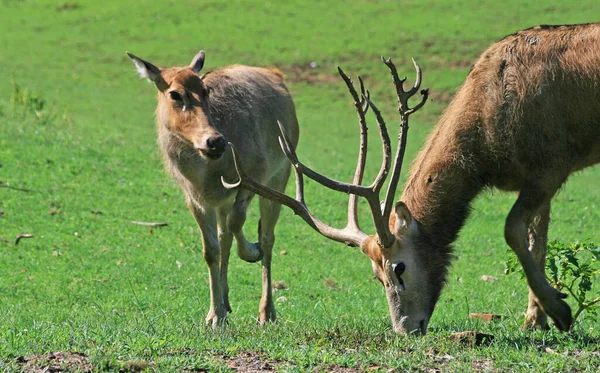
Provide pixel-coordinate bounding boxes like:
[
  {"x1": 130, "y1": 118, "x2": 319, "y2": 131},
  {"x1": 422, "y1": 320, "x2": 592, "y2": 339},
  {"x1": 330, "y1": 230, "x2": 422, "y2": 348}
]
[{"x1": 200, "y1": 149, "x2": 225, "y2": 160}]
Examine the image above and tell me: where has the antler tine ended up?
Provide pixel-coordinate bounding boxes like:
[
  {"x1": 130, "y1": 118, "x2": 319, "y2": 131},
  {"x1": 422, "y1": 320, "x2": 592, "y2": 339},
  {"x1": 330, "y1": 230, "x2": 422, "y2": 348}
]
[
  {"x1": 361, "y1": 93, "x2": 396, "y2": 248},
  {"x1": 382, "y1": 56, "x2": 428, "y2": 116},
  {"x1": 335, "y1": 67, "x2": 395, "y2": 245},
  {"x1": 407, "y1": 88, "x2": 429, "y2": 116},
  {"x1": 381, "y1": 57, "x2": 429, "y2": 224},
  {"x1": 362, "y1": 94, "x2": 392, "y2": 195},
  {"x1": 404, "y1": 58, "x2": 429, "y2": 116},
  {"x1": 337, "y1": 67, "x2": 369, "y2": 231},
  {"x1": 408, "y1": 58, "x2": 423, "y2": 97},
  {"x1": 382, "y1": 57, "x2": 407, "y2": 93},
  {"x1": 358, "y1": 76, "x2": 370, "y2": 115},
  {"x1": 338, "y1": 67, "x2": 394, "y2": 245},
  {"x1": 275, "y1": 121, "x2": 305, "y2": 204},
  {"x1": 222, "y1": 141, "x2": 368, "y2": 248},
  {"x1": 276, "y1": 120, "x2": 374, "y2": 199}
]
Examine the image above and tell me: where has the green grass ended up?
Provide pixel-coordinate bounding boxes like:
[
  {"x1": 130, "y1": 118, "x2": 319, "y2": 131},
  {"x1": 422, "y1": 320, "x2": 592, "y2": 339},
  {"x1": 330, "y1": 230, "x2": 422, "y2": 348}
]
[{"x1": 1, "y1": 0, "x2": 600, "y2": 371}]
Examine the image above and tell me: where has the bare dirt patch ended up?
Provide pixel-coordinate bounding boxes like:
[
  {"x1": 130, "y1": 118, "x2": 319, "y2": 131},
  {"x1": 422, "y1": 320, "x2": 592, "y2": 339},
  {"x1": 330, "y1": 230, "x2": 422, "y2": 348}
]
[
  {"x1": 219, "y1": 351, "x2": 371, "y2": 373},
  {"x1": 449, "y1": 331, "x2": 495, "y2": 346},
  {"x1": 279, "y1": 63, "x2": 340, "y2": 85},
  {"x1": 424, "y1": 54, "x2": 475, "y2": 72},
  {"x1": 471, "y1": 358, "x2": 497, "y2": 372},
  {"x1": 323, "y1": 278, "x2": 342, "y2": 290},
  {"x1": 426, "y1": 88, "x2": 457, "y2": 107},
  {"x1": 222, "y1": 352, "x2": 280, "y2": 372},
  {"x1": 13, "y1": 350, "x2": 383, "y2": 372},
  {"x1": 16, "y1": 351, "x2": 92, "y2": 373}
]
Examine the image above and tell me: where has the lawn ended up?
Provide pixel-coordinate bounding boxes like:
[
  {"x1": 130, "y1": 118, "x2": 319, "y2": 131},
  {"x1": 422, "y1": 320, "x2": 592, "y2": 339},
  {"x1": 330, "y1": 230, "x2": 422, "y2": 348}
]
[{"x1": 1, "y1": 0, "x2": 600, "y2": 371}]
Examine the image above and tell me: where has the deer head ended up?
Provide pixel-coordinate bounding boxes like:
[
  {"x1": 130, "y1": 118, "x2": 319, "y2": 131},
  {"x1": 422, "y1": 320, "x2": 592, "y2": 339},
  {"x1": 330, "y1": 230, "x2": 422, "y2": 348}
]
[
  {"x1": 222, "y1": 57, "x2": 429, "y2": 334},
  {"x1": 127, "y1": 50, "x2": 227, "y2": 160}
]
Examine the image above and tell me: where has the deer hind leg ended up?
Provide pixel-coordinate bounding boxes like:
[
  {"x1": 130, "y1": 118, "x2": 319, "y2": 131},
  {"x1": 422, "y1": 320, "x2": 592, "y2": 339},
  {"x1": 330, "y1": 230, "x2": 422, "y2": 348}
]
[
  {"x1": 504, "y1": 184, "x2": 572, "y2": 331},
  {"x1": 524, "y1": 201, "x2": 550, "y2": 330},
  {"x1": 227, "y1": 189, "x2": 263, "y2": 262},
  {"x1": 217, "y1": 207, "x2": 233, "y2": 313},
  {"x1": 256, "y1": 198, "x2": 281, "y2": 325},
  {"x1": 187, "y1": 200, "x2": 228, "y2": 327},
  {"x1": 256, "y1": 169, "x2": 290, "y2": 325}
]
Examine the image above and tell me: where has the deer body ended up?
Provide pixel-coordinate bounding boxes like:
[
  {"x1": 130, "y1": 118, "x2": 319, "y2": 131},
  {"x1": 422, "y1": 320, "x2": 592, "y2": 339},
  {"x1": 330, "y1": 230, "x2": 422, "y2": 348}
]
[
  {"x1": 128, "y1": 51, "x2": 299, "y2": 326},
  {"x1": 401, "y1": 23, "x2": 600, "y2": 331},
  {"x1": 404, "y1": 23, "x2": 600, "y2": 240}
]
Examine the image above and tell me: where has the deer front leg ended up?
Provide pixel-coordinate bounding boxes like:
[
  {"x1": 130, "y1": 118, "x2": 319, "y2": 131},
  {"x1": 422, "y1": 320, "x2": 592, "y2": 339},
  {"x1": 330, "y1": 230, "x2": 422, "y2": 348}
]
[
  {"x1": 524, "y1": 201, "x2": 551, "y2": 330},
  {"x1": 217, "y1": 207, "x2": 233, "y2": 313},
  {"x1": 228, "y1": 189, "x2": 263, "y2": 262},
  {"x1": 187, "y1": 200, "x2": 227, "y2": 327},
  {"x1": 504, "y1": 187, "x2": 572, "y2": 331}
]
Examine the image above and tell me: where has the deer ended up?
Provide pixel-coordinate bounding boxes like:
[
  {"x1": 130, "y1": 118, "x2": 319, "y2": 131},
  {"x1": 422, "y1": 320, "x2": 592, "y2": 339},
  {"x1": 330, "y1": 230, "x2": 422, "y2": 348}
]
[
  {"x1": 222, "y1": 23, "x2": 600, "y2": 335},
  {"x1": 126, "y1": 50, "x2": 300, "y2": 327}
]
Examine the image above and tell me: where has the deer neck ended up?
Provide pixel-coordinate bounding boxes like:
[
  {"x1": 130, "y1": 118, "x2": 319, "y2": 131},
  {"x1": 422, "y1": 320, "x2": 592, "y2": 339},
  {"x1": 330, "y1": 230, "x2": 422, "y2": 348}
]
[{"x1": 401, "y1": 110, "x2": 485, "y2": 249}]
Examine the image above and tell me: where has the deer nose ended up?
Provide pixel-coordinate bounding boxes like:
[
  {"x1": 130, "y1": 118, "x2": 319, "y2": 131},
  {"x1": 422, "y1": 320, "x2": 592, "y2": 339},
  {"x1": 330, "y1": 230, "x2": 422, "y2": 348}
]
[{"x1": 205, "y1": 135, "x2": 227, "y2": 159}]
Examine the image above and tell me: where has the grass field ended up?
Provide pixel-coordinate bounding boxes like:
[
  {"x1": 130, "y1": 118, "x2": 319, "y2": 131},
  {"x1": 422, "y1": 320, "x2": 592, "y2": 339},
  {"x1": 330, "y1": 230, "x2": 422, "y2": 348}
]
[{"x1": 1, "y1": 0, "x2": 600, "y2": 371}]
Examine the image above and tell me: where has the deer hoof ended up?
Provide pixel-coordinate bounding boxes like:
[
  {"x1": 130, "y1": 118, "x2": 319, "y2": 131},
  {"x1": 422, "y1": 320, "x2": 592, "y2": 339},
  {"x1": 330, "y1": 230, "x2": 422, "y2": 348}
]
[
  {"x1": 258, "y1": 310, "x2": 277, "y2": 326},
  {"x1": 546, "y1": 299, "x2": 573, "y2": 332},
  {"x1": 205, "y1": 311, "x2": 228, "y2": 328},
  {"x1": 523, "y1": 300, "x2": 549, "y2": 330},
  {"x1": 522, "y1": 315, "x2": 550, "y2": 331},
  {"x1": 238, "y1": 242, "x2": 263, "y2": 263}
]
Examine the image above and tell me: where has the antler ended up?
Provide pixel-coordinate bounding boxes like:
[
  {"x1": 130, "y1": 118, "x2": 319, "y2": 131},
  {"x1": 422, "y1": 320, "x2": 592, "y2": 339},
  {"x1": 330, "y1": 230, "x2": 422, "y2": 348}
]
[
  {"x1": 381, "y1": 57, "x2": 429, "y2": 229},
  {"x1": 337, "y1": 70, "x2": 369, "y2": 234},
  {"x1": 222, "y1": 58, "x2": 427, "y2": 249},
  {"x1": 222, "y1": 130, "x2": 368, "y2": 247}
]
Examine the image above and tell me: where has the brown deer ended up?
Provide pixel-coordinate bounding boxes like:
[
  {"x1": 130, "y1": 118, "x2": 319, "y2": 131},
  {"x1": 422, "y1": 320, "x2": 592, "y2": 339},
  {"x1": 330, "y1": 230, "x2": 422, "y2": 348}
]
[
  {"x1": 223, "y1": 23, "x2": 600, "y2": 335},
  {"x1": 127, "y1": 50, "x2": 300, "y2": 326}
]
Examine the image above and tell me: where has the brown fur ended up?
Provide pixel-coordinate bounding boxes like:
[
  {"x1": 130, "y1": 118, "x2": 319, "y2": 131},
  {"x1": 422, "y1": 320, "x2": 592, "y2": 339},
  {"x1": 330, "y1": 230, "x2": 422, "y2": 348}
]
[
  {"x1": 128, "y1": 51, "x2": 299, "y2": 327},
  {"x1": 157, "y1": 65, "x2": 299, "y2": 205},
  {"x1": 400, "y1": 23, "x2": 600, "y2": 331}
]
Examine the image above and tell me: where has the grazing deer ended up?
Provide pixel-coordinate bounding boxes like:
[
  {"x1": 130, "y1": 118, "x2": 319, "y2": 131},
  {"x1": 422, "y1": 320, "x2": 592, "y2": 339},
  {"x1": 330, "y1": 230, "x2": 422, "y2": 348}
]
[
  {"x1": 224, "y1": 23, "x2": 600, "y2": 334},
  {"x1": 127, "y1": 50, "x2": 300, "y2": 326}
]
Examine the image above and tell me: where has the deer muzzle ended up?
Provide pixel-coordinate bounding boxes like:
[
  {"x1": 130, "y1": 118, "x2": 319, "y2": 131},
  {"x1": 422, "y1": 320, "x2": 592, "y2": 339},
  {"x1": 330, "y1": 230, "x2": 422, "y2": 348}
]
[{"x1": 198, "y1": 135, "x2": 228, "y2": 160}]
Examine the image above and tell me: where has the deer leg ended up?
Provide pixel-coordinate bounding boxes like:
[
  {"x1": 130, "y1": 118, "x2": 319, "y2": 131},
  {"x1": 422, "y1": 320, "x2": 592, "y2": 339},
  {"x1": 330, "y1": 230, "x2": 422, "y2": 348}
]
[
  {"x1": 504, "y1": 185, "x2": 572, "y2": 331},
  {"x1": 523, "y1": 201, "x2": 551, "y2": 330},
  {"x1": 228, "y1": 189, "x2": 263, "y2": 262},
  {"x1": 217, "y1": 207, "x2": 233, "y2": 313},
  {"x1": 187, "y1": 200, "x2": 227, "y2": 327},
  {"x1": 255, "y1": 167, "x2": 291, "y2": 325},
  {"x1": 256, "y1": 196, "x2": 283, "y2": 325}
]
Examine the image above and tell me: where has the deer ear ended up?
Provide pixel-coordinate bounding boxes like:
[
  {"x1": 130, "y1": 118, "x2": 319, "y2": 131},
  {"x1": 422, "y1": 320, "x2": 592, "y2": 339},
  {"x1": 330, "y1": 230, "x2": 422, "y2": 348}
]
[
  {"x1": 126, "y1": 51, "x2": 169, "y2": 92},
  {"x1": 190, "y1": 50, "x2": 205, "y2": 74},
  {"x1": 394, "y1": 201, "x2": 414, "y2": 235}
]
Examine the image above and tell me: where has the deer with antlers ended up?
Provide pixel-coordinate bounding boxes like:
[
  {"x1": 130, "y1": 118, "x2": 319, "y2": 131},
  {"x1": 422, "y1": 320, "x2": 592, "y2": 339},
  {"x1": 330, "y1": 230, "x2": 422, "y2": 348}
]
[
  {"x1": 127, "y1": 50, "x2": 299, "y2": 327},
  {"x1": 224, "y1": 23, "x2": 600, "y2": 334}
]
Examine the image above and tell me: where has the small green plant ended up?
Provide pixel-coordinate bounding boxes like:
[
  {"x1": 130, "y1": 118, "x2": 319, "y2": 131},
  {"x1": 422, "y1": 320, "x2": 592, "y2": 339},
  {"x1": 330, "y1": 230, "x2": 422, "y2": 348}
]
[
  {"x1": 506, "y1": 240, "x2": 600, "y2": 323},
  {"x1": 8, "y1": 83, "x2": 68, "y2": 126},
  {"x1": 10, "y1": 83, "x2": 46, "y2": 113}
]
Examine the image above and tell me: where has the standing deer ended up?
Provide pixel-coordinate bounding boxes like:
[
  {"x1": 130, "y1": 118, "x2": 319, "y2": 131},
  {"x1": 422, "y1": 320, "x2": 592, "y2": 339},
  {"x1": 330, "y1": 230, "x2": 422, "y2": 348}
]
[
  {"x1": 224, "y1": 23, "x2": 600, "y2": 334},
  {"x1": 127, "y1": 50, "x2": 300, "y2": 326}
]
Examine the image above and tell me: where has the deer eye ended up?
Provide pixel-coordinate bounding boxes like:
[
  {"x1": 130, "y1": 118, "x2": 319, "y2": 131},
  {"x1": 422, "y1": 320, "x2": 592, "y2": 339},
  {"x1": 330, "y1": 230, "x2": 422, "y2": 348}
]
[{"x1": 168, "y1": 91, "x2": 182, "y2": 102}]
